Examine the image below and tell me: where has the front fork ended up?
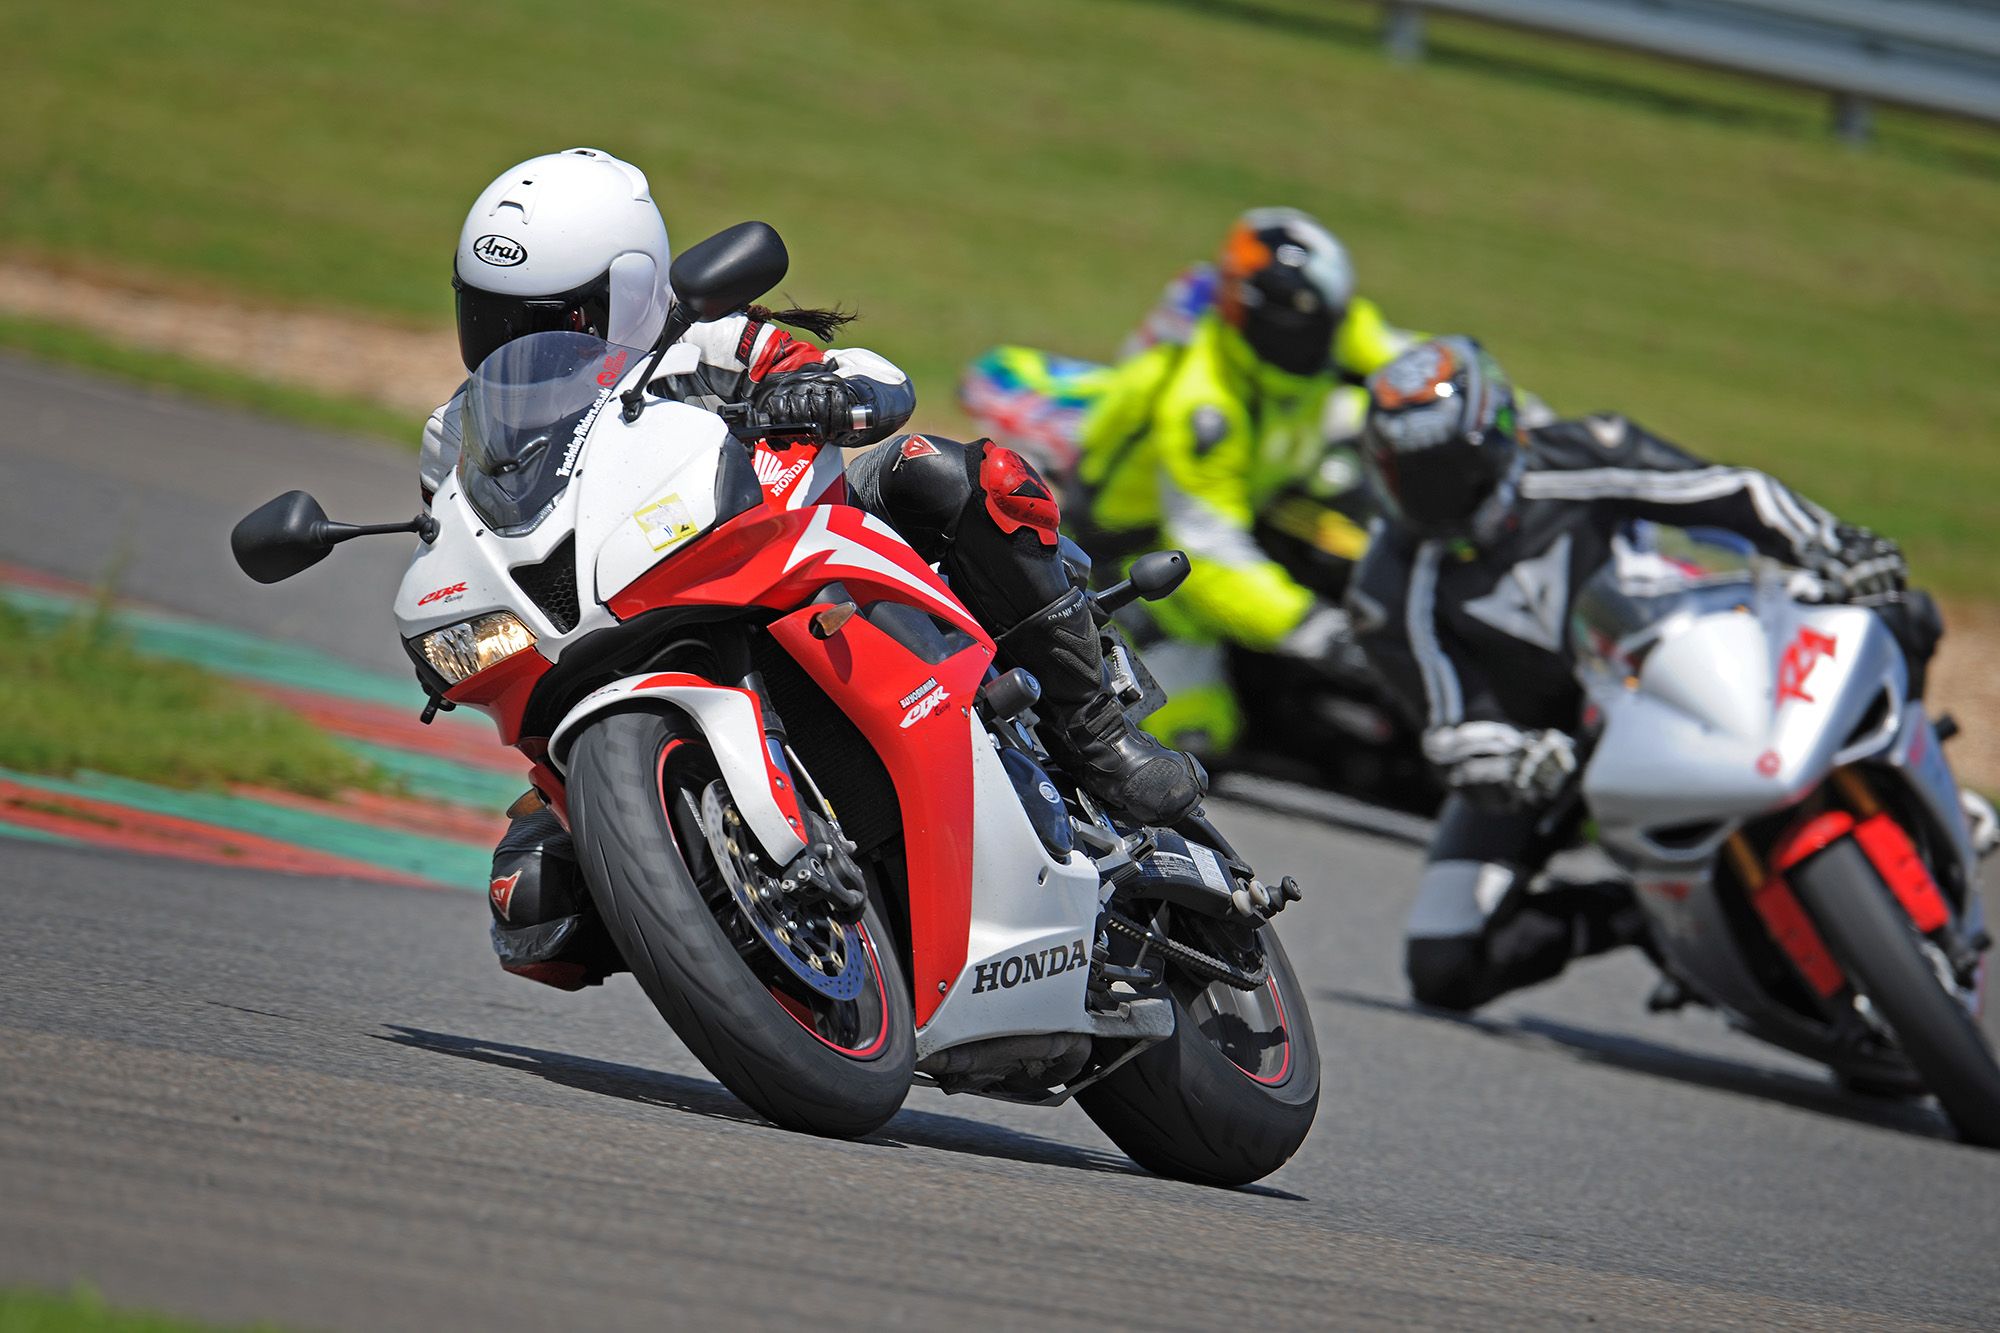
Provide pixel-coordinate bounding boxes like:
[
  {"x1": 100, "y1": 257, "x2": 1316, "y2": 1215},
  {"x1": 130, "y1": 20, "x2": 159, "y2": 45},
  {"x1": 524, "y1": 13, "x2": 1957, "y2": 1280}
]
[{"x1": 1731, "y1": 765, "x2": 1990, "y2": 1006}]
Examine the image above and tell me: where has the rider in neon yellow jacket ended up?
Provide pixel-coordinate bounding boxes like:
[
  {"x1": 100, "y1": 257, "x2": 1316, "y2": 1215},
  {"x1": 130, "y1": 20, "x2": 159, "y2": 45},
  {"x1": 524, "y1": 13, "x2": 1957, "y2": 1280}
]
[{"x1": 1073, "y1": 208, "x2": 1416, "y2": 753}]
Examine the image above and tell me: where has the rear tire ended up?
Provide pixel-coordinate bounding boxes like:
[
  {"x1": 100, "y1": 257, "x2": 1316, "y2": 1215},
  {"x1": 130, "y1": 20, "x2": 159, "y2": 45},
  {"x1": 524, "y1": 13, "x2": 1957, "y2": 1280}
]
[
  {"x1": 569, "y1": 710, "x2": 914, "y2": 1138},
  {"x1": 1078, "y1": 921, "x2": 1320, "y2": 1187},
  {"x1": 1789, "y1": 839, "x2": 2000, "y2": 1147}
]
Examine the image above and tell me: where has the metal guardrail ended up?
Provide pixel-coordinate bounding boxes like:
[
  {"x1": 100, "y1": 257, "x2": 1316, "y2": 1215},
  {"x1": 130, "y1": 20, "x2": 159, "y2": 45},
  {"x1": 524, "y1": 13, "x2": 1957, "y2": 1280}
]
[{"x1": 1381, "y1": 0, "x2": 2000, "y2": 140}]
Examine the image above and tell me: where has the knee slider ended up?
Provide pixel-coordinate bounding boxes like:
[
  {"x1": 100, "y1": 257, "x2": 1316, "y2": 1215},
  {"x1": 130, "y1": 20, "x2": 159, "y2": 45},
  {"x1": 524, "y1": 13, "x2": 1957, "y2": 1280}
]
[
  {"x1": 490, "y1": 811, "x2": 585, "y2": 930},
  {"x1": 1405, "y1": 935, "x2": 1488, "y2": 1012}
]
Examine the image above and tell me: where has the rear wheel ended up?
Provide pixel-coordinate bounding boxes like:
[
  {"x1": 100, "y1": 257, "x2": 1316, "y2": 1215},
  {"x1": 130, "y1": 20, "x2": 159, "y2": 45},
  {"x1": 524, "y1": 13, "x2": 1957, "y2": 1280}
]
[
  {"x1": 1078, "y1": 915, "x2": 1319, "y2": 1187},
  {"x1": 1789, "y1": 838, "x2": 2000, "y2": 1147},
  {"x1": 568, "y1": 709, "x2": 914, "y2": 1137}
]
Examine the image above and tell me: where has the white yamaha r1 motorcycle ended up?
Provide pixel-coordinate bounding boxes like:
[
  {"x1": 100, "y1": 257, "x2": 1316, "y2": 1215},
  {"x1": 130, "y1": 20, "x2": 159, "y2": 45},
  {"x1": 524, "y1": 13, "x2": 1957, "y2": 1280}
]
[
  {"x1": 230, "y1": 223, "x2": 1319, "y2": 1186},
  {"x1": 1571, "y1": 535, "x2": 1998, "y2": 1145}
]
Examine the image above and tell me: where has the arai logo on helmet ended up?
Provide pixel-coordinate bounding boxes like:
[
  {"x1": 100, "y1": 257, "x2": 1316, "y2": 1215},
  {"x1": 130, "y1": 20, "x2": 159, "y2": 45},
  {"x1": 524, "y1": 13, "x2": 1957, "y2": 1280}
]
[{"x1": 471, "y1": 234, "x2": 528, "y2": 268}]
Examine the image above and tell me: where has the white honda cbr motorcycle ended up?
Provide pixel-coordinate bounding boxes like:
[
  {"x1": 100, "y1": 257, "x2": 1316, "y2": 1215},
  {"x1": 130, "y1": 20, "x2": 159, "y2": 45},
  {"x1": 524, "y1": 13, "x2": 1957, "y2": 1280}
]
[
  {"x1": 1571, "y1": 533, "x2": 1997, "y2": 1145},
  {"x1": 231, "y1": 223, "x2": 1318, "y2": 1186}
]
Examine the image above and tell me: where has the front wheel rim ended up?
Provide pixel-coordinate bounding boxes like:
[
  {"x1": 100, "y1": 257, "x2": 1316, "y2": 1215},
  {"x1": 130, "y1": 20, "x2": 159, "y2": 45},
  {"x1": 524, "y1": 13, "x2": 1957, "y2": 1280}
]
[
  {"x1": 767, "y1": 924, "x2": 894, "y2": 1059},
  {"x1": 660, "y1": 755, "x2": 893, "y2": 1063}
]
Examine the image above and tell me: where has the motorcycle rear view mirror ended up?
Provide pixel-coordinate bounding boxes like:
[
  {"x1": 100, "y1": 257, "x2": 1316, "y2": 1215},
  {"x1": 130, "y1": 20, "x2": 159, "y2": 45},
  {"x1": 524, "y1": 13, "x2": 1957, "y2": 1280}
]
[
  {"x1": 669, "y1": 220, "x2": 789, "y2": 322},
  {"x1": 1094, "y1": 550, "x2": 1191, "y2": 615},
  {"x1": 624, "y1": 221, "x2": 791, "y2": 423},
  {"x1": 231, "y1": 490, "x2": 437, "y2": 585}
]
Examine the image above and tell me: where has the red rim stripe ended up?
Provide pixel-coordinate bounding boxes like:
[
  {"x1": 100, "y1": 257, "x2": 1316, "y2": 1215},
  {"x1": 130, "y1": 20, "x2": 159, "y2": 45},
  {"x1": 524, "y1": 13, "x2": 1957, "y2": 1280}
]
[
  {"x1": 768, "y1": 924, "x2": 894, "y2": 1060},
  {"x1": 1240, "y1": 976, "x2": 1294, "y2": 1087}
]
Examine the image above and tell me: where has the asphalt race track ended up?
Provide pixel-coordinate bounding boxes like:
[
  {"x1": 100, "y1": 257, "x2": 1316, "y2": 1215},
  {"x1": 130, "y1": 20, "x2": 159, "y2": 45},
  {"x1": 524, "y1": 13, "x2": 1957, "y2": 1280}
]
[{"x1": 3, "y1": 355, "x2": 1997, "y2": 1330}]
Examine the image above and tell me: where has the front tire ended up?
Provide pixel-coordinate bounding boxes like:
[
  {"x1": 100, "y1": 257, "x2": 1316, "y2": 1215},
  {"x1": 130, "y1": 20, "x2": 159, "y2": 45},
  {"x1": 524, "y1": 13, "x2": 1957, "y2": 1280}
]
[
  {"x1": 1789, "y1": 839, "x2": 2000, "y2": 1147},
  {"x1": 568, "y1": 710, "x2": 914, "y2": 1138},
  {"x1": 1078, "y1": 921, "x2": 1320, "y2": 1187}
]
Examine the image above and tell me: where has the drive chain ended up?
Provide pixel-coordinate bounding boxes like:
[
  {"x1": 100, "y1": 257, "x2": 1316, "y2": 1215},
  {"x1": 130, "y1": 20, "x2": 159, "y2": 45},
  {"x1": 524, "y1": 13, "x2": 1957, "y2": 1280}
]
[{"x1": 1104, "y1": 908, "x2": 1267, "y2": 992}]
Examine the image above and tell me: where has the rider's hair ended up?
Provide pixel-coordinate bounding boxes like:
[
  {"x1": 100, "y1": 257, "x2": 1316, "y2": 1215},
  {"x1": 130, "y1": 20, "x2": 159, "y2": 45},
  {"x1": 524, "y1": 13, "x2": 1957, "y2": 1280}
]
[{"x1": 746, "y1": 301, "x2": 855, "y2": 342}]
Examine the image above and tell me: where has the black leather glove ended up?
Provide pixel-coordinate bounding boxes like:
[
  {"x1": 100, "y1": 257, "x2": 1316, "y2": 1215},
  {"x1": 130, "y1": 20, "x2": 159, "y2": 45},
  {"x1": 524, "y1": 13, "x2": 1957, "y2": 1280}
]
[
  {"x1": 752, "y1": 371, "x2": 861, "y2": 443},
  {"x1": 1818, "y1": 523, "x2": 1908, "y2": 603}
]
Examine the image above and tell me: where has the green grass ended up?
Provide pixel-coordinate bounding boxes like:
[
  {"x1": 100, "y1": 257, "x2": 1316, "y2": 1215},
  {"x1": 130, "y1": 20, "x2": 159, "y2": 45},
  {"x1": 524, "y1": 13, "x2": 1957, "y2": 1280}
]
[
  {"x1": 1, "y1": 0, "x2": 1996, "y2": 591},
  {"x1": 0, "y1": 1287, "x2": 283, "y2": 1333},
  {"x1": 0, "y1": 596, "x2": 391, "y2": 797},
  {"x1": 0, "y1": 316, "x2": 410, "y2": 445}
]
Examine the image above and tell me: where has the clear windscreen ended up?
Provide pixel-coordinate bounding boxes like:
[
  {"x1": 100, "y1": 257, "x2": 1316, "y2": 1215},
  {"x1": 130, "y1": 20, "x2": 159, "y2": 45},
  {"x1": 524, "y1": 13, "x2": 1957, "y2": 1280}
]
[
  {"x1": 1571, "y1": 525, "x2": 1757, "y2": 677},
  {"x1": 459, "y1": 331, "x2": 639, "y2": 533}
]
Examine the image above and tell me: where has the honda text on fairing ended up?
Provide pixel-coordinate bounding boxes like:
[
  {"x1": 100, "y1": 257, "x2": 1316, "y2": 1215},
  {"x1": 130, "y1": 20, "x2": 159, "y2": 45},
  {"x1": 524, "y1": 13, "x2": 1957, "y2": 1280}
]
[
  {"x1": 1571, "y1": 533, "x2": 1999, "y2": 1145},
  {"x1": 230, "y1": 223, "x2": 1319, "y2": 1187}
]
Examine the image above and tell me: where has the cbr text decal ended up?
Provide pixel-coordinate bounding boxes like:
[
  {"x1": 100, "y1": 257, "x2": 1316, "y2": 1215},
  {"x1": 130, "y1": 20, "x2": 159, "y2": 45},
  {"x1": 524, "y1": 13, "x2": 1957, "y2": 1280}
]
[{"x1": 899, "y1": 680, "x2": 949, "y2": 728}]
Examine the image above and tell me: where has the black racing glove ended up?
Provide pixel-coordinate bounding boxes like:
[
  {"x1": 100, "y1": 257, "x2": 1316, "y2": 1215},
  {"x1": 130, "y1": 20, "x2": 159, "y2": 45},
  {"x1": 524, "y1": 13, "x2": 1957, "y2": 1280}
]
[
  {"x1": 1816, "y1": 523, "x2": 1908, "y2": 603},
  {"x1": 752, "y1": 371, "x2": 863, "y2": 444}
]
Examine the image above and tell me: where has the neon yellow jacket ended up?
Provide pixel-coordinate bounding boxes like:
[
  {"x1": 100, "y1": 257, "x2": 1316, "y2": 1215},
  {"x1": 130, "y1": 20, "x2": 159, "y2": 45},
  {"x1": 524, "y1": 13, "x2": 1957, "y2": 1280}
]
[{"x1": 1076, "y1": 302, "x2": 1410, "y2": 649}]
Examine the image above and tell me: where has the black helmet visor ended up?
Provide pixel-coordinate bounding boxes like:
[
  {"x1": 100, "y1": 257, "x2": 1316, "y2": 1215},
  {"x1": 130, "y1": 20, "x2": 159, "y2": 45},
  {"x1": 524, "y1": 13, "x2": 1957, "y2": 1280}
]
[
  {"x1": 453, "y1": 267, "x2": 613, "y2": 374},
  {"x1": 1363, "y1": 422, "x2": 1518, "y2": 539}
]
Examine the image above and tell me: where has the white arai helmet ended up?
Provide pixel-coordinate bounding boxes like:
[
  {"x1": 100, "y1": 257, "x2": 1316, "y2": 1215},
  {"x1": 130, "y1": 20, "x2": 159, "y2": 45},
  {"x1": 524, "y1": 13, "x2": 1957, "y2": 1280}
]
[{"x1": 452, "y1": 147, "x2": 672, "y2": 373}]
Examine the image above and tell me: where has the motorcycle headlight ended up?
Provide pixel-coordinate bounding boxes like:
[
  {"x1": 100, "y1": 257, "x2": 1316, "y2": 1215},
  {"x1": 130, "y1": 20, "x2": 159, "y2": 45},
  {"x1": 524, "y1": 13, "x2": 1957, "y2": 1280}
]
[{"x1": 412, "y1": 612, "x2": 536, "y2": 685}]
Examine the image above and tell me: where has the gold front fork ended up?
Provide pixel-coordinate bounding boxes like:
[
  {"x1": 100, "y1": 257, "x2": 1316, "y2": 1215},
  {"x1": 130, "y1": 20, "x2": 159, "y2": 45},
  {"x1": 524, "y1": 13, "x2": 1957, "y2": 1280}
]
[
  {"x1": 1725, "y1": 766, "x2": 1880, "y2": 889},
  {"x1": 1831, "y1": 765, "x2": 1882, "y2": 819},
  {"x1": 1724, "y1": 831, "x2": 1764, "y2": 890}
]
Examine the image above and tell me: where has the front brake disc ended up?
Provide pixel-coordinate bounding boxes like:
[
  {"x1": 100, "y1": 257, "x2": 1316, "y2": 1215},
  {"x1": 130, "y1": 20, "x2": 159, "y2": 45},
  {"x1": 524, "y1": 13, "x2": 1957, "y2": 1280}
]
[{"x1": 699, "y1": 781, "x2": 865, "y2": 1001}]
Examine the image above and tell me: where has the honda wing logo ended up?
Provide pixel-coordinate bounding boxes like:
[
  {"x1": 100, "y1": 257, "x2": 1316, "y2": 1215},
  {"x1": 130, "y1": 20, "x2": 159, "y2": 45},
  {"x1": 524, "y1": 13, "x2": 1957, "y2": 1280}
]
[{"x1": 752, "y1": 448, "x2": 812, "y2": 498}]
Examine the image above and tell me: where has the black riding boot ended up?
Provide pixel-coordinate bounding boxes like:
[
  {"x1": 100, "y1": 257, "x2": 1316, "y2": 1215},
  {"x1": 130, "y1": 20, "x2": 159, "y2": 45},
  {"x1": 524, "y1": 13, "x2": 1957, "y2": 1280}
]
[
  {"x1": 995, "y1": 586, "x2": 1207, "y2": 826},
  {"x1": 488, "y1": 805, "x2": 620, "y2": 990},
  {"x1": 851, "y1": 434, "x2": 1205, "y2": 828}
]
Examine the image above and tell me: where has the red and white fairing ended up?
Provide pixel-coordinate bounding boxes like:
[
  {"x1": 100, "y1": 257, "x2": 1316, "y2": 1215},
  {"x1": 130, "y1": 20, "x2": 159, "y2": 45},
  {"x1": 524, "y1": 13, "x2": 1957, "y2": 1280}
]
[{"x1": 394, "y1": 340, "x2": 1121, "y2": 1043}]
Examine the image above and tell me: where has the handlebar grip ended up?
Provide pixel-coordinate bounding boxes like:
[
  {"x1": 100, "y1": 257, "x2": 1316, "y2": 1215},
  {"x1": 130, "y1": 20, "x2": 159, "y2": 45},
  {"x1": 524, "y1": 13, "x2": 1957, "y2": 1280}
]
[
  {"x1": 756, "y1": 419, "x2": 823, "y2": 438},
  {"x1": 719, "y1": 396, "x2": 866, "y2": 442}
]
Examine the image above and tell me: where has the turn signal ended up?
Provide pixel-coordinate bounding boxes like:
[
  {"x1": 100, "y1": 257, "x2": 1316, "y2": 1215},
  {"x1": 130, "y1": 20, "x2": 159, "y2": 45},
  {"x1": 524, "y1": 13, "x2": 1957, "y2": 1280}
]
[
  {"x1": 810, "y1": 601, "x2": 858, "y2": 639},
  {"x1": 414, "y1": 612, "x2": 536, "y2": 684}
]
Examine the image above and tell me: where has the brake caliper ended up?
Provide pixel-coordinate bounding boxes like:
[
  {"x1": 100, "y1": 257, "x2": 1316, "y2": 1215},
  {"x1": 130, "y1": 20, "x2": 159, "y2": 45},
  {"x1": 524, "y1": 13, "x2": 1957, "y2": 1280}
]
[{"x1": 775, "y1": 835, "x2": 867, "y2": 925}]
